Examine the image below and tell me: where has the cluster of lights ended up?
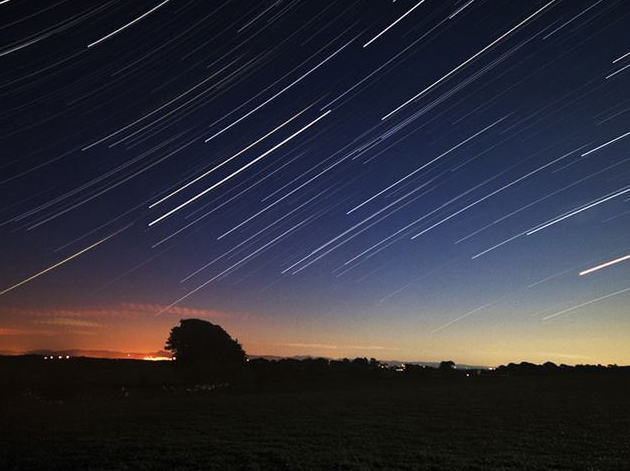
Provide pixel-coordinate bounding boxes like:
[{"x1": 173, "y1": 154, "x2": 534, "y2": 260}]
[
  {"x1": 142, "y1": 356, "x2": 174, "y2": 361},
  {"x1": 43, "y1": 355, "x2": 70, "y2": 360}
]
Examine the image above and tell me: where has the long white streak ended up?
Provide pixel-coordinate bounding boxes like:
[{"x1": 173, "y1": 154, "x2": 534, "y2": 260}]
[
  {"x1": 213, "y1": 216, "x2": 314, "y2": 282},
  {"x1": 579, "y1": 254, "x2": 630, "y2": 276},
  {"x1": 154, "y1": 218, "x2": 310, "y2": 315},
  {"x1": 581, "y1": 129, "x2": 630, "y2": 156},
  {"x1": 456, "y1": 145, "x2": 589, "y2": 244},
  {"x1": 106, "y1": 56, "x2": 245, "y2": 147},
  {"x1": 543, "y1": 285, "x2": 630, "y2": 321},
  {"x1": 605, "y1": 62, "x2": 630, "y2": 80},
  {"x1": 26, "y1": 133, "x2": 195, "y2": 229},
  {"x1": 180, "y1": 190, "x2": 326, "y2": 282},
  {"x1": 344, "y1": 174, "x2": 498, "y2": 265},
  {"x1": 217, "y1": 150, "x2": 347, "y2": 239},
  {"x1": 382, "y1": 0, "x2": 557, "y2": 120},
  {"x1": 81, "y1": 62, "x2": 233, "y2": 151},
  {"x1": 448, "y1": 0, "x2": 476, "y2": 19},
  {"x1": 87, "y1": 0, "x2": 171, "y2": 48},
  {"x1": 472, "y1": 185, "x2": 630, "y2": 259},
  {"x1": 148, "y1": 111, "x2": 331, "y2": 226},
  {"x1": 613, "y1": 50, "x2": 630, "y2": 63},
  {"x1": 471, "y1": 232, "x2": 525, "y2": 259},
  {"x1": 471, "y1": 153, "x2": 630, "y2": 255},
  {"x1": 323, "y1": 16, "x2": 448, "y2": 110},
  {"x1": 283, "y1": 184, "x2": 425, "y2": 274},
  {"x1": 348, "y1": 115, "x2": 509, "y2": 214},
  {"x1": 183, "y1": 149, "x2": 309, "y2": 219},
  {"x1": 237, "y1": 1, "x2": 280, "y2": 33},
  {"x1": 526, "y1": 187, "x2": 630, "y2": 236},
  {"x1": 363, "y1": 0, "x2": 426, "y2": 48},
  {"x1": 413, "y1": 147, "x2": 573, "y2": 240},
  {"x1": 150, "y1": 107, "x2": 309, "y2": 208},
  {"x1": 205, "y1": 37, "x2": 354, "y2": 142},
  {"x1": 152, "y1": 152, "x2": 310, "y2": 248},
  {"x1": 542, "y1": 0, "x2": 604, "y2": 40},
  {"x1": 292, "y1": 189, "x2": 427, "y2": 274},
  {"x1": 431, "y1": 298, "x2": 504, "y2": 334},
  {"x1": 0, "y1": 224, "x2": 131, "y2": 296}
]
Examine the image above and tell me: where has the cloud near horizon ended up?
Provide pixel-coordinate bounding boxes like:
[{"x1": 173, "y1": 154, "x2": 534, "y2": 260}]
[
  {"x1": 0, "y1": 303, "x2": 236, "y2": 348},
  {"x1": 34, "y1": 318, "x2": 101, "y2": 328},
  {"x1": 0, "y1": 327, "x2": 55, "y2": 336},
  {"x1": 285, "y1": 342, "x2": 401, "y2": 351},
  {"x1": 2, "y1": 303, "x2": 234, "y2": 321}
]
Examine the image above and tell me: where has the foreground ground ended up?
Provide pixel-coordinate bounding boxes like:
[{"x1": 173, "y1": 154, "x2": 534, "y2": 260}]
[{"x1": 2, "y1": 375, "x2": 629, "y2": 471}]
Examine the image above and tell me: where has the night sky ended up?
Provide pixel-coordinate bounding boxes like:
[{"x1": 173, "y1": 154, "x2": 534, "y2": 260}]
[{"x1": 1, "y1": 0, "x2": 630, "y2": 365}]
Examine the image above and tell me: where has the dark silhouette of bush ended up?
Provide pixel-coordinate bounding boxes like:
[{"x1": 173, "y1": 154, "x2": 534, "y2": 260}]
[
  {"x1": 165, "y1": 318, "x2": 246, "y2": 382},
  {"x1": 439, "y1": 360, "x2": 456, "y2": 371}
]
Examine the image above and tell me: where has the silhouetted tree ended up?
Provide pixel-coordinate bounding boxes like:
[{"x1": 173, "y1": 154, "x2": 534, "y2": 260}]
[
  {"x1": 165, "y1": 319, "x2": 246, "y2": 382},
  {"x1": 439, "y1": 360, "x2": 456, "y2": 371}
]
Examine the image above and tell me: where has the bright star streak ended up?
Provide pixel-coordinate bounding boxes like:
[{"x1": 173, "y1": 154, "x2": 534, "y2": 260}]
[
  {"x1": 283, "y1": 183, "x2": 429, "y2": 274},
  {"x1": 204, "y1": 37, "x2": 355, "y2": 142},
  {"x1": 381, "y1": 0, "x2": 557, "y2": 120},
  {"x1": 542, "y1": 0, "x2": 604, "y2": 40},
  {"x1": 149, "y1": 106, "x2": 309, "y2": 208},
  {"x1": 613, "y1": 49, "x2": 630, "y2": 63},
  {"x1": 526, "y1": 186, "x2": 630, "y2": 236},
  {"x1": 363, "y1": 0, "x2": 426, "y2": 48},
  {"x1": 580, "y1": 129, "x2": 630, "y2": 156},
  {"x1": 412, "y1": 145, "x2": 576, "y2": 240},
  {"x1": 148, "y1": 110, "x2": 331, "y2": 226},
  {"x1": 0, "y1": 224, "x2": 131, "y2": 297},
  {"x1": 87, "y1": 0, "x2": 171, "y2": 48},
  {"x1": 155, "y1": 217, "x2": 312, "y2": 315},
  {"x1": 347, "y1": 115, "x2": 509, "y2": 214},
  {"x1": 606, "y1": 62, "x2": 630, "y2": 79},
  {"x1": 543, "y1": 285, "x2": 630, "y2": 321},
  {"x1": 579, "y1": 254, "x2": 630, "y2": 276},
  {"x1": 180, "y1": 190, "x2": 328, "y2": 282},
  {"x1": 217, "y1": 149, "x2": 349, "y2": 240},
  {"x1": 449, "y1": 0, "x2": 476, "y2": 19}
]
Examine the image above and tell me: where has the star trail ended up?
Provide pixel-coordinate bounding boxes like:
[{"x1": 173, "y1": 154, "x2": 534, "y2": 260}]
[{"x1": 1, "y1": 0, "x2": 629, "y2": 365}]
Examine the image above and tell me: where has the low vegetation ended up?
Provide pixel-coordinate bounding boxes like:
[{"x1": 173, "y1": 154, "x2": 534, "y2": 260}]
[{"x1": 2, "y1": 320, "x2": 628, "y2": 470}]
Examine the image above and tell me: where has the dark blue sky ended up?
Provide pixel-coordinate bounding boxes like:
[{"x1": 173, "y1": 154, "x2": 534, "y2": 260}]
[{"x1": 1, "y1": 0, "x2": 629, "y2": 365}]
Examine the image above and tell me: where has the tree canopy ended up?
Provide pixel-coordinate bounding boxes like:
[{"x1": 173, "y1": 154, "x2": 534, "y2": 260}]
[{"x1": 165, "y1": 318, "x2": 246, "y2": 380}]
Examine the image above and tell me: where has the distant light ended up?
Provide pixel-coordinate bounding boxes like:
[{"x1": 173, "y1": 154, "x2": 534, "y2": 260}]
[
  {"x1": 44, "y1": 356, "x2": 48, "y2": 360},
  {"x1": 142, "y1": 356, "x2": 173, "y2": 361},
  {"x1": 58, "y1": 356, "x2": 63, "y2": 359},
  {"x1": 66, "y1": 355, "x2": 70, "y2": 359}
]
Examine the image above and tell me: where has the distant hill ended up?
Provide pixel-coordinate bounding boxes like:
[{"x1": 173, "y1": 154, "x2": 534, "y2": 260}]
[
  {"x1": 0, "y1": 351, "x2": 487, "y2": 368},
  {"x1": 0, "y1": 349, "x2": 172, "y2": 360}
]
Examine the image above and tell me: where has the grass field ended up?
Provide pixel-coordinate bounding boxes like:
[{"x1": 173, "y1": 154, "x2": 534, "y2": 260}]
[{"x1": 2, "y1": 375, "x2": 629, "y2": 470}]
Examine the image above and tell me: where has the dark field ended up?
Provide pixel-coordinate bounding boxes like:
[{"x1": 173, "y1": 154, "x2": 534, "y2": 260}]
[{"x1": 2, "y1": 373, "x2": 629, "y2": 471}]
